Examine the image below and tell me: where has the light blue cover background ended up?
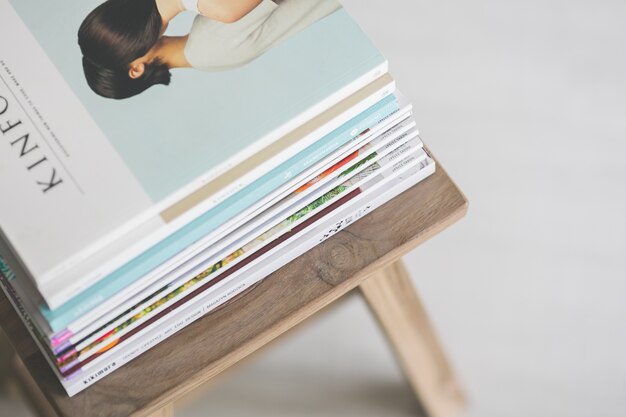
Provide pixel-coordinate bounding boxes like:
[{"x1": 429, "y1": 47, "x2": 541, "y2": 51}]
[{"x1": 9, "y1": 0, "x2": 384, "y2": 201}]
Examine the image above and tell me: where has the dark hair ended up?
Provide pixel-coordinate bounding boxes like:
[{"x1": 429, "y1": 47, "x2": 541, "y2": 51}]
[{"x1": 78, "y1": 0, "x2": 171, "y2": 99}]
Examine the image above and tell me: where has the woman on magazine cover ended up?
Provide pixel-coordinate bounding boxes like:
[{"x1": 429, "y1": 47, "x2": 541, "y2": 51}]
[{"x1": 78, "y1": 0, "x2": 340, "y2": 99}]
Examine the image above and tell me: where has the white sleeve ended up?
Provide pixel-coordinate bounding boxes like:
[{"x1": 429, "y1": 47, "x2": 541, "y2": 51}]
[
  {"x1": 181, "y1": 0, "x2": 201, "y2": 14},
  {"x1": 250, "y1": 0, "x2": 341, "y2": 51}
]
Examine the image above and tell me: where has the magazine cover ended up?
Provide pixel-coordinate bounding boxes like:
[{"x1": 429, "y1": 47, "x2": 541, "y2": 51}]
[{"x1": 0, "y1": 0, "x2": 387, "y2": 292}]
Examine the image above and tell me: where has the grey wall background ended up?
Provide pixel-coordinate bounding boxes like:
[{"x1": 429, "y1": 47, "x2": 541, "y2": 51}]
[{"x1": 2, "y1": 0, "x2": 625, "y2": 416}]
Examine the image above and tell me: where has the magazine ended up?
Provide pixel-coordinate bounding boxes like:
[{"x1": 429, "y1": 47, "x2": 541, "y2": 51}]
[{"x1": 0, "y1": 0, "x2": 388, "y2": 304}]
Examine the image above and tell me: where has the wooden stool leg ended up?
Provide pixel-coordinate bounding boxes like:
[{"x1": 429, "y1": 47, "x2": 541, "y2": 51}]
[
  {"x1": 4, "y1": 330, "x2": 175, "y2": 417},
  {"x1": 146, "y1": 404, "x2": 174, "y2": 417},
  {"x1": 360, "y1": 260, "x2": 466, "y2": 417},
  {"x1": 11, "y1": 353, "x2": 58, "y2": 417},
  {"x1": 0, "y1": 329, "x2": 14, "y2": 388}
]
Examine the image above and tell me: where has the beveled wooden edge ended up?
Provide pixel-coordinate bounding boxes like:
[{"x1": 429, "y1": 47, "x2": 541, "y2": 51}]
[
  {"x1": 145, "y1": 404, "x2": 174, "y2": 417},
  {"x1": 0, "y1": 158, "x2": 468, "y2": 417}
]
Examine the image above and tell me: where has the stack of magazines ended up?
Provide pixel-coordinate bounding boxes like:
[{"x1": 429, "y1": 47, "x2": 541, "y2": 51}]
[{"x1": 0, "y1": 0, "x2": 436, "y2": 396}]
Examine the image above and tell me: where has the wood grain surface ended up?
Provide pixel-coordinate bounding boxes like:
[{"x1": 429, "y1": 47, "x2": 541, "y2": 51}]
[{"x1": 0, "y1": 162, "x2": 468, "y2": 417}]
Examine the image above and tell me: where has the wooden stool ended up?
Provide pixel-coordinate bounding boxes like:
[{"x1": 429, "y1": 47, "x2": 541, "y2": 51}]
[{"x1": 0, "y1": 158, "x2": 468, "y2": 417}]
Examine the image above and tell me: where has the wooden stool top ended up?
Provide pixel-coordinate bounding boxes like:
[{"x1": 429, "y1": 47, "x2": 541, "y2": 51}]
[{"x1": 0, "y1": 158, "x2": 468, "y2": 417}]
